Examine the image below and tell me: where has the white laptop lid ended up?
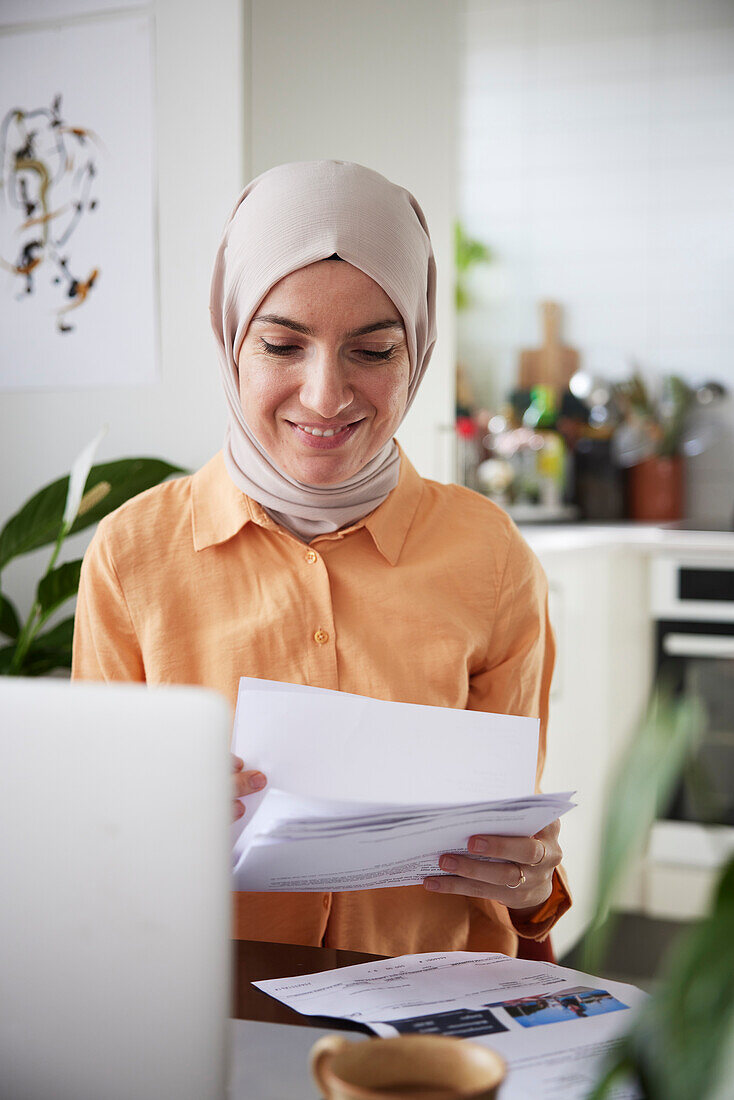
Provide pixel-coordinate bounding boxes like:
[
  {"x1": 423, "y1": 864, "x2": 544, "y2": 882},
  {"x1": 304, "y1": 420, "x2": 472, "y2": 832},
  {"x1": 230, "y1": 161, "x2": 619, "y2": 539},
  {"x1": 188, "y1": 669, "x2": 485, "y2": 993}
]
[{"x1": 0, "y1": 679, "x2": 232, "y2": 1100}]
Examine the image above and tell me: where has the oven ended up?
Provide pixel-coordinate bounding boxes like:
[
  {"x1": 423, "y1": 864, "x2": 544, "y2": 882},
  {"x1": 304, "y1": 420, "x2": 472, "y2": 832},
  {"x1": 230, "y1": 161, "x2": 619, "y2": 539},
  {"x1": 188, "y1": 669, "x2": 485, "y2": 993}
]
[{"x1": 645, "y1": 553, "x2": 734, "y2": 920}]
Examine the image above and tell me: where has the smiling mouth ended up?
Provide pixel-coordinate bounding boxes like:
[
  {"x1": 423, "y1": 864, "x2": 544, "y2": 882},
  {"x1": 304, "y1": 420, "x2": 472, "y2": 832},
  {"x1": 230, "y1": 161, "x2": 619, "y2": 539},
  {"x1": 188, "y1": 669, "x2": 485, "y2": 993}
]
[
  {"x1": 287, "y1": 419, "x2": 364, "y2": 447},
  {"x1": 297, "y1": 423, "x2": 350, "y2": 437}
]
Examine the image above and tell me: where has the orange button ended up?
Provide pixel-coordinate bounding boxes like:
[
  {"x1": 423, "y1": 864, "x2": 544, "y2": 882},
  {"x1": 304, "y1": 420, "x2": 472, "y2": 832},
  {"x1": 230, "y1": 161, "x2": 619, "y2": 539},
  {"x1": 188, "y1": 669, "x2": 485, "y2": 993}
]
[
  {"x1": 322, "y1": 894, "x2": 330, "y2": 909},
  {"x1": 313, "y1": 629, "x2": 329, "y2": 645},
  {"x1": 305, "y1": 549, "x2": 318, "y2": 564}
]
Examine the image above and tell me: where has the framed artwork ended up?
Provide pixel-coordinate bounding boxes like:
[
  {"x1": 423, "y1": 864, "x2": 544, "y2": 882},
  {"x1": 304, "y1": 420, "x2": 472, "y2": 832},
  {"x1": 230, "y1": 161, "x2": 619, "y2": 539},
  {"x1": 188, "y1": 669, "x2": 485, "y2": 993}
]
[{"x1": 0, "y1": 13, "x2": 157, "y2": 389}]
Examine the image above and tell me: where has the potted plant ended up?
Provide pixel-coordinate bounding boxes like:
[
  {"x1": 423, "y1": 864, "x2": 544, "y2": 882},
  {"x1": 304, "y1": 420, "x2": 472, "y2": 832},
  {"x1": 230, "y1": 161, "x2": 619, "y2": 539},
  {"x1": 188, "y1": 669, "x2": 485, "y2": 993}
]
[
  {"x1": 612, "y1": 374, "x2": 692, "y2": 521},
  {"x1": 583, "y1": 687, "x2": 734, "y2": 1099},
  {"x1": 0, "y1": 430, "x2": 184, "y2": 677}
]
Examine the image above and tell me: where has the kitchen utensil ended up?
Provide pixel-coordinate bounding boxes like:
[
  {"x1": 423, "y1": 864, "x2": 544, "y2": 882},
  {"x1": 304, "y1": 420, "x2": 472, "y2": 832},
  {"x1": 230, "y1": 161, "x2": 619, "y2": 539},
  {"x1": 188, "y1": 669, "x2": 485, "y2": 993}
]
[{"x1": 518, "y1": 301, "x2": 579, "y2": 393}]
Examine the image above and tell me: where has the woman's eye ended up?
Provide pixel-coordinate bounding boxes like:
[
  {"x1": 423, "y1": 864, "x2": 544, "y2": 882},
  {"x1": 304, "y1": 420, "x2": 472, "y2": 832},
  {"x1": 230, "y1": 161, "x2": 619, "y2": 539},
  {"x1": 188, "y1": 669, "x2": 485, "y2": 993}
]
[
  {"x1": 260, "y1": 340, "x2": 299, "y2": 356},
  {"x1": 356, "y1": 346, "x2": 396, "y2": 361},
  {"x1": 258, "y1": 339, "x2": 396, "y2": 361}
]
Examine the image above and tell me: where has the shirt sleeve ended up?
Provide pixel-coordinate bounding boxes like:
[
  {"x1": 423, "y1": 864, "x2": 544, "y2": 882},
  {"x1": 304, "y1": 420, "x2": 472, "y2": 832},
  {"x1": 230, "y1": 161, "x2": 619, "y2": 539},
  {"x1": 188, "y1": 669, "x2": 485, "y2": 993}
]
[
  {"x1": 71, "y1": 523, "x2": 145, "y2": 684},
  {"x1": 468, "y1": 522, "x2": 571, "y2": 942}
]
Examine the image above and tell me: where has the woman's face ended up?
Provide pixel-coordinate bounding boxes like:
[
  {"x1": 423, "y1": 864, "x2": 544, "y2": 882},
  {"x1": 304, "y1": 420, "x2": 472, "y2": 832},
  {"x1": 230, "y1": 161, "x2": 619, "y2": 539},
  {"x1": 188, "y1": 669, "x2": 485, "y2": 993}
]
[{"x1": 237, "y1": 259, "x2": 410, "y2": 486}]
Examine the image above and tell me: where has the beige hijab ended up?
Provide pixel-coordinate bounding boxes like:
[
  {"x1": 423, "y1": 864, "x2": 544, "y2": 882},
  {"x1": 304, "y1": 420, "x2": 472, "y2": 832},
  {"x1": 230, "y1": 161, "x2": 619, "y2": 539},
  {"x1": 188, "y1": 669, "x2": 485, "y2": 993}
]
[{"x1": 209, "y1": 160, "x2": 437, "y2": 541}]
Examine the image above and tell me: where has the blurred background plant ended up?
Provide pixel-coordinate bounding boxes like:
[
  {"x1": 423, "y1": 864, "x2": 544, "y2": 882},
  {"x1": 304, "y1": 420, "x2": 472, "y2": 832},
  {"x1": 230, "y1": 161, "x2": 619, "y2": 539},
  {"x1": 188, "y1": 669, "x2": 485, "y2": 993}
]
[
  {"x1": 453, "y1": 222, "x2": 493, "y2": 484},
  {"x1": 610, "y1": 373, "x2": 727, "y2": 468},
  {"x1": 614, "y1": 374, "x2": 691, "y2": 459},
  {"x1": 0, "y1": 431, "x2": 184, "y2": 677},
  {"x1": 583, "y1": 685, "x2": 734, "y2": 1100},
  {"x1": 454, "y1": 220, "x2": 491, "y2": 313}
]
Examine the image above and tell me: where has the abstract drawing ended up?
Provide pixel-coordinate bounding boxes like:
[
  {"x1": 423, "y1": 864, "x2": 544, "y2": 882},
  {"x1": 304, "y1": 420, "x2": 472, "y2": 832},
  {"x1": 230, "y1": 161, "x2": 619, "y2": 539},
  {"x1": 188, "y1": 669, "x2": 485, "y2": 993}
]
[
  {"x1": 1, "y1": 93, "x2": 102, "y2": 333},
  {"x1": 0, "y1": 15, "x2": 157, "y2": 390}
]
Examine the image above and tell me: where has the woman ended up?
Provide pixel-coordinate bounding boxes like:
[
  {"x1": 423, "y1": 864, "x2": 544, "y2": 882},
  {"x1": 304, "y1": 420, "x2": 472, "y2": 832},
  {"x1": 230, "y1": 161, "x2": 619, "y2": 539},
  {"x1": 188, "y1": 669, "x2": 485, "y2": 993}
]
[{"x1": 72, "y1": 159, "x2": 570, "y2": 957}]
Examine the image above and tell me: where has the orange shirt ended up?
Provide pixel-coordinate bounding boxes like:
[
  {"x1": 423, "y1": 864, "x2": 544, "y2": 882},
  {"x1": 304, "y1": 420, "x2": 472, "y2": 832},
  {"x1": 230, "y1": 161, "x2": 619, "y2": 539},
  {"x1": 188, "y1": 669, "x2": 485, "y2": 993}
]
[{"x1": 72, "y1": 448, "x2": 570, "y2": 956}]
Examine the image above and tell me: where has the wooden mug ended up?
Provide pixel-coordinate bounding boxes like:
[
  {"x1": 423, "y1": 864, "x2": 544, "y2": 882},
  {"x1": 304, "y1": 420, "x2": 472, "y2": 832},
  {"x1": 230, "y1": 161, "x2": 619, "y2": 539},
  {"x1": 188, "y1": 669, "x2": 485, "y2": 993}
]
[{"x1": 310, "y1": 1034, "x2": 506, "y2": 1100}]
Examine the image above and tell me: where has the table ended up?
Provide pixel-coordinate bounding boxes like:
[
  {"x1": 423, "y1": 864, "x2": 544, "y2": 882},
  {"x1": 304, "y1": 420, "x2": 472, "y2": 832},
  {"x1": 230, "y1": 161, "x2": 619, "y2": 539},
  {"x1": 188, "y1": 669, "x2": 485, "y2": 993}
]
[
  {"x1": 230, "y1": 940, "x2": 377, "y2": 1099},
  {"x1": 232, "y1": 938, "x2": 384, "y2": 1030}
]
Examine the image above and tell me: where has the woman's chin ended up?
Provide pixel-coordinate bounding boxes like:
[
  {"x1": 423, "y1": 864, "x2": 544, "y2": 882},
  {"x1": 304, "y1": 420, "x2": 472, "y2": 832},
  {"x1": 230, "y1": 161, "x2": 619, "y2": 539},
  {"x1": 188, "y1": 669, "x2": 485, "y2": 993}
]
[{"x1": 282, "y1": 457, "x2": 363, "y2": 486}]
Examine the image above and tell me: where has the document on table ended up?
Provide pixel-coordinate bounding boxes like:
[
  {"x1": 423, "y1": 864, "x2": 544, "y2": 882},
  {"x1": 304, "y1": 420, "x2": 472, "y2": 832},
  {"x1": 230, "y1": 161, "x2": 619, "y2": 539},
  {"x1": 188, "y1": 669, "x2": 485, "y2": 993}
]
[
  {"x1": 254, "y1": 952, "x2": 647, "y2": 1100},
  {"x1": 231, "y1": 678, "x2": 575, "y2": 893}
]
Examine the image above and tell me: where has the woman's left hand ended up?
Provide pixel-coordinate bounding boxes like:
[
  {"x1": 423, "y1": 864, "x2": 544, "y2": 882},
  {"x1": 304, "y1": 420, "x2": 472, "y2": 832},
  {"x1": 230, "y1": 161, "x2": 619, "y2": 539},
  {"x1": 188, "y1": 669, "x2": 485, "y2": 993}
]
[{"x1": 423, "y1": 819, "x2": 562, "y2": 915}]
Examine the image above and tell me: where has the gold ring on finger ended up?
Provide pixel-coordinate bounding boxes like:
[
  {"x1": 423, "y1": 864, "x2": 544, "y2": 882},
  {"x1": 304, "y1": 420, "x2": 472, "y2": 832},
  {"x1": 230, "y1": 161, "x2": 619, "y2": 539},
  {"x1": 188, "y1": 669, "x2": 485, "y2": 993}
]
[
  {"x1": 507, "y1": 863, "x2": 526, "y2": 889},
  {"x1": 529, "y1": 842, "x2": 546, "y2": 867}
]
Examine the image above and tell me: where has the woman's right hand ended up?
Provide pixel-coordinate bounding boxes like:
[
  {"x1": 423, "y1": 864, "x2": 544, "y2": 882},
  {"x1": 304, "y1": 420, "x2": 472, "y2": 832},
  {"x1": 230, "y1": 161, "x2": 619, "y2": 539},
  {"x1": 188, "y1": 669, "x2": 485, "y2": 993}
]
[{"x1": 231, "y1": 754, "x2": 267, "y2": 822}]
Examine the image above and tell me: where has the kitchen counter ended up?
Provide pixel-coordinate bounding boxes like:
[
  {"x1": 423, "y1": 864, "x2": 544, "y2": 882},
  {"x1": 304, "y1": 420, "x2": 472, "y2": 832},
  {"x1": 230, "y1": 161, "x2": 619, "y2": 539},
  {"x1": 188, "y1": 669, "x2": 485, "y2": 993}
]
[{"x1": 517, "y1": 521, "x2": 734, "y2": 556}]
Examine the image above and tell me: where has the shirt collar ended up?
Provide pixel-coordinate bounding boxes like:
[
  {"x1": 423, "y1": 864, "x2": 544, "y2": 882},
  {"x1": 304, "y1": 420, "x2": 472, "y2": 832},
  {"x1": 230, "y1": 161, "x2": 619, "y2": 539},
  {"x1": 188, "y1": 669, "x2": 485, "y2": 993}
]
[
  {"x1": 191, "y1": 451, "x2": 253, "y2": 550},
  {"x1": 191, "y1": 445, "x2": 424, "y2": 565},
  {"x1": 353, "y1": 445, "x2": 424, "y2": 565}
]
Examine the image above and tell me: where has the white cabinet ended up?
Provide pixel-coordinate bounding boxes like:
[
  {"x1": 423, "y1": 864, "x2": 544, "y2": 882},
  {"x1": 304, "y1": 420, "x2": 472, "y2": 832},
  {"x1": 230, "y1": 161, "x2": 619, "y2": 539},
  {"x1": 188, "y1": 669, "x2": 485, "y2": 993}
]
[{"x1": 519, "y1": 534, "x2": 653, "y2": 956}]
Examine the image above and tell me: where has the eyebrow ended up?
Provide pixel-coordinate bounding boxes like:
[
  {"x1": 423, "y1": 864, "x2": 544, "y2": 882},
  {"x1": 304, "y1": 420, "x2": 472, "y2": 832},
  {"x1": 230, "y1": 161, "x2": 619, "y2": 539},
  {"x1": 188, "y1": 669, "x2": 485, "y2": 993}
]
[{"x1": 251, "y1": 314, "x2": 405, "y2": 339}]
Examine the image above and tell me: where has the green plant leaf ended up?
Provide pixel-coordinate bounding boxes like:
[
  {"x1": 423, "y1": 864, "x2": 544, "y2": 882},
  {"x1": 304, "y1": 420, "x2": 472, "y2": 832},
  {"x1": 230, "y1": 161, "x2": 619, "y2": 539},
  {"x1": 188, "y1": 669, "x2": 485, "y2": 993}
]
[
  {"x1": 32, "y1": 616, "x2": 75, "y2": 650},
  {"x1": 639, "y1": 857, "x2": 734, "y2": 1100},
  {"x1": 14, "y1": 616, "x2": 75, "y2": 677},
  {"x1": 585, "y1": 1057, "x2": 637, "y2": 1100},
  {"x1": 454, "y1": 221, "x2": 491, "y2": 273},
  {"x1": 0, "y1": 615, "x2": 76, "y2": 677},
  {"x1": 0, "y1": 478, "x2": 69, "y2": 573},
  {"x1": 456, "y1": 283, "x2": 470, "y2": 311},
  {"x1": 67, "y1": 458, "x2": 186, "y2": 536},
  {"x1": 36, "y1": 560, "x2": 83, "y2": 617},
  {"x1": 0, "y1": 592, "x2": 21, "y2": 639},
  {"x1": 595, "y1": 858, "x2": 734, "y2": 1100},
  {"x1": 0, "y1": 643, "x2": 13, "y2": 674},
  {"x1": 587, "y1": 690, "x2": 731, "y2": 1100},
  {"x1": 14, "y1": 649, "x2": 71, "y2": 677},
  {"x1": 584, "y1": 687, "x2": 705, "y2": 972},
  {"x1": 0, "y1": 458, "x2": 185, "y2": 571}
]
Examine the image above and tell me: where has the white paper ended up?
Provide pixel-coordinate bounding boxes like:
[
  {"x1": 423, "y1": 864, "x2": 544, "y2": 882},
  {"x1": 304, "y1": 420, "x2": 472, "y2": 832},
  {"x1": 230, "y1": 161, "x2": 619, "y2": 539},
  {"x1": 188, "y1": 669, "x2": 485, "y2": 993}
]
[
  {"x1": 231, "y1": 679, "x2": 575, "y2": 893},
  {"x1": 255, "y1": 952, "x2": 647, "y2": 1099},
  {"x1": 233, "y1": 678, "x2": 540, "y2": 806},
  {"x1": 233, "y1": 787, "x2": 575, "y2": 892}
]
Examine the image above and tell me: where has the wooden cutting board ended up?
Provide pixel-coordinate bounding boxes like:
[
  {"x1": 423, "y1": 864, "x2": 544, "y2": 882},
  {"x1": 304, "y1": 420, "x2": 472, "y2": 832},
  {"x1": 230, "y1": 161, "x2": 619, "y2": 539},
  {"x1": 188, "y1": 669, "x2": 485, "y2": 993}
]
[{"x1": 518, "y1": 301, "x2": 579, "y2": 392}]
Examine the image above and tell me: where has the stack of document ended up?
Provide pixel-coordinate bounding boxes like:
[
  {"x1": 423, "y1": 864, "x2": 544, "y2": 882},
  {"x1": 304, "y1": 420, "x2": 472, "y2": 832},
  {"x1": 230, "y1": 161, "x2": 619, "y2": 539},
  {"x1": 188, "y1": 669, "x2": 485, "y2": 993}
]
[
  {"x1": 254, "y1": 952, "x2": 647, "y2": 1099},
  {"x1": 233, "y1": 788, "x2": 574, "y2": 891},
  {"x1": 231, "y1": 679, "x2": 575, "y2": 893}
]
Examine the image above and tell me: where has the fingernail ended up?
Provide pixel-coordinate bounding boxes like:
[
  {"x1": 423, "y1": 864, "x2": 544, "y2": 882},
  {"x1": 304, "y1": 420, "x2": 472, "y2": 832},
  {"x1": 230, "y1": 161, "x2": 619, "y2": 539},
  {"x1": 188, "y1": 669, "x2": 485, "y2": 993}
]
[
  {"x1": 424, "y1": 879, "x2": 441, "y2": 891},
  {"x1": 232, "y1": 757, "x2": 244, "y2": 771},
  {"x1": 250, "y1": 772, "x2": 266, "y2": 791},
  {"x1": 440, "y1": 855, "x2": 458, "y2": 872},
  {"x1": 469, "y1": 838, "x2": 488, "y2": 854}
]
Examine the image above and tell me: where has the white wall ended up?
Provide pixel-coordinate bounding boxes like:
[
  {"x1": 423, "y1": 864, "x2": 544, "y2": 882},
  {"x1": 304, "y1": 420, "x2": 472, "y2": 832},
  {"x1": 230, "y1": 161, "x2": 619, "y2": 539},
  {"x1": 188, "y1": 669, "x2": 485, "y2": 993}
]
[
  {"x1": 459, "y1": 0, "x2": 734, "y2": 524},
  {"x1": 248, "y1": 0, "x2": 459, "y2": 484},
  {"x1": 0, "y1": 0, "x2": 245, "y2": 617}
]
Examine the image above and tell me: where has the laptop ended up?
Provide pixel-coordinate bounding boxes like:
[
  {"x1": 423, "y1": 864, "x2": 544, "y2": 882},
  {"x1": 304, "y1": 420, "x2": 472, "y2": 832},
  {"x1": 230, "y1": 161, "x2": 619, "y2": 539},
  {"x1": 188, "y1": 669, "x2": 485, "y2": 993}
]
[{"x1": 0, "y1": 678, "x2": 232, "y2": 1100}]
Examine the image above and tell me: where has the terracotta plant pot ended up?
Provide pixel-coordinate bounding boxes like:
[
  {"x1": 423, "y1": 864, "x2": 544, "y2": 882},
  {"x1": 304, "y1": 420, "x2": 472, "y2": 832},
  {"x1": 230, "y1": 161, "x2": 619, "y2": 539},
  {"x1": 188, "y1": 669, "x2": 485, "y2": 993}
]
[{"x1": 627, "y1": 455, "x2": 684, "y2": 522}]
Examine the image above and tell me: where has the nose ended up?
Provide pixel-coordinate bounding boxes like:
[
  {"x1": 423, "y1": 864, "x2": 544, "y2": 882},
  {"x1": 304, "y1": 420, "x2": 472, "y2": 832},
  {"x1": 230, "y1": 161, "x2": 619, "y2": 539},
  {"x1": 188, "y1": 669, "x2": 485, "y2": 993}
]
[{"x1": 298, "y1": 351, "x2": 354, "y2": 419}]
